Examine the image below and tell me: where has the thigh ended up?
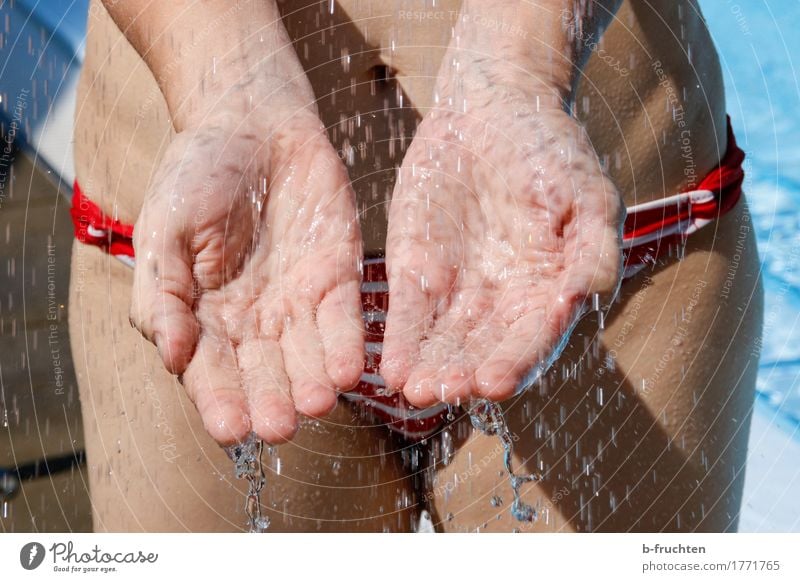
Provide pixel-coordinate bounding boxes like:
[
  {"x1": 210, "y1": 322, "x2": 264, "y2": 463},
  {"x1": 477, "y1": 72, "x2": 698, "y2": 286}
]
[
  {"x1": 429, "y1": 201, "x2": 763, "y2": 532},
  {"x1": 68, "y1": 242, "x2": 417, "y2": 532}
]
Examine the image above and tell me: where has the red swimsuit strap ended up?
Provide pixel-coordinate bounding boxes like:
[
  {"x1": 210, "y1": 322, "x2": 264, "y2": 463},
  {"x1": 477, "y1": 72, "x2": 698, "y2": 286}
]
[
  {"x1": 619, "y1": 117, "x2": 745, "y2": 277},
  {"x1": 70, "y1": 183, "x2": 135, "y2": 260},
  {"x1": 697, "y1": 116, "x2": 746, "y2": 216},
  {"x1": 622, "y1": 116, "x2": 745, "y2": 243}
]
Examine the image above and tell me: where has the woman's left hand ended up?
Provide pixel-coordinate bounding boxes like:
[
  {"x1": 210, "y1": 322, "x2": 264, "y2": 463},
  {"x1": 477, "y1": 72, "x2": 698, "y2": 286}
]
[{"x1": 381, "y1": 64, "x2": 623, "y2": 408}]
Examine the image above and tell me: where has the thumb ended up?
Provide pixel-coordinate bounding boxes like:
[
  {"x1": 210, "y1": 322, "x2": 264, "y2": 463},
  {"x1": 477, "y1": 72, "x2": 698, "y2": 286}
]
[{"x1": 130, "y1": 201, "x2": 199, "y2": 375}]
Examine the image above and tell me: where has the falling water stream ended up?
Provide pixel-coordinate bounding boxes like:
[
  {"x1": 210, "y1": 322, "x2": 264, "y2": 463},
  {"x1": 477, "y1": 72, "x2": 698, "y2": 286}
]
[
  {"x1": 467, "y1": 298, "x2": 598, "y2": 525},
  {"x1": 225, "y1": 433, "x2": 270, "y2": 533},
  {"x1": 222, "y1": 300, "x2": 597, "y2": 531},
  {"x1": 468, "y1": 399, "x2": 541, "y2": 523}
]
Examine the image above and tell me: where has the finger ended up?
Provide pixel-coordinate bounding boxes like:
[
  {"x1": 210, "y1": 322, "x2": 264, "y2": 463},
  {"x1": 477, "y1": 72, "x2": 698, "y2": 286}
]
[
  {"x1": 415, "y1": 361, "x2": 477, "y2": 407},
  {"x1": 401, "y1": 280, "x2": 498, "y2": 406},
  {"x1": 475, "y1": 302, "x2": 577, "y2": 401},
  {"x1": 281, "y1": 313, "x2": 338, "y2": 419},
  {"x1": 317, "y1": 278, "x2": 365, "y2": 391},
  {"x1": 382, "y1": 173, "x2": 463, "y2": 391},
  {"x1": 570, "y1": 177, "x2": 625, "y2": 299},
  {"x1": 401, "y1": 362, "x2": 441, "y2": 409},
  {"x1": 402, "y1": 316, "x2": 479, "y2": 408},
  {"x1": 238, "y1": 337, "x2": 298, "y2": 444},
  {"x1": 131, "y1": 206, "x2": 198, "y2": 375},
  {"x1": 571, "y1": 220, "x2": 624, "y2": 300},
  {"x1": 181, "y1": 333, "x2": 250, "y2": 446},
  {"x1": 381, "y1": 268, "x2": 436, "y2": 392}
]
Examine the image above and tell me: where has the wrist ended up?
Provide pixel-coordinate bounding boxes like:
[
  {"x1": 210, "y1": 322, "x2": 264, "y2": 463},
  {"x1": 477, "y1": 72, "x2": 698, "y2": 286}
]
[
  {"x1": 450, "y1": 0, "x2": 620, "y2": 102},
  {"x1": 174, "y1": 64, "x2": 316, "y2": 133},
  {"x1": 443, "y1": 1, "x2": 570, "y2": 103},
  {"x1": 144, "y1": 4, "x2": 315, "y2": 132}
]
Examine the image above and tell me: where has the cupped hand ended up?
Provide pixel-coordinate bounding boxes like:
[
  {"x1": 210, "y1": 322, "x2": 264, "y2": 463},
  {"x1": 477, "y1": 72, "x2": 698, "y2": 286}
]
[
  {"x1": 381, "y1": 73, "x2": 623, "y2": 408},
  {"x1": 130, "y1": 103, "x2": 364, "y2": 445}
]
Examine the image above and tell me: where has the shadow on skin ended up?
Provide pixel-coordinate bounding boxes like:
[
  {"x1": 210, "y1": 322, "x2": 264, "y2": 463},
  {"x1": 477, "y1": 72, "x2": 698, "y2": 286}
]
[
  {"x1": 431, "y1": 240, "x2": 754, "y2": 532},
  {"x1": 285, "y1": 3, "x2": 423, "y2": 254},
  {"x1": 281, "y1": 1, "x2": 755, "y2": 533}
]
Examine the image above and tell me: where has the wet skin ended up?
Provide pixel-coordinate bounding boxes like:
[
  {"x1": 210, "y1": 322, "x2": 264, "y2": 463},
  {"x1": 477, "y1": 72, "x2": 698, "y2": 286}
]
[
  {"x1": 132, "y1": 103, "x2": 366, "y2": 445},
  {"x1": 113, "y1": 0, "x2": 623, "y2": 445},
  {"x1": 119, "y1": 5, "x2": 368, "y2": 445},
  {"x1": 381, "y1": 70, "x2": 621, "y2": 408},
  {"x1": 71, "y1": 0, "x2": 761, "y2": 531}
]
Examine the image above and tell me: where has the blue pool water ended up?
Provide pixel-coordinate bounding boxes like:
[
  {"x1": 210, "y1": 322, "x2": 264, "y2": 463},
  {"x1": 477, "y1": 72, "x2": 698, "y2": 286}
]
[{"x1": 699, "y1": 0, "x2": 800, "y2": 531}]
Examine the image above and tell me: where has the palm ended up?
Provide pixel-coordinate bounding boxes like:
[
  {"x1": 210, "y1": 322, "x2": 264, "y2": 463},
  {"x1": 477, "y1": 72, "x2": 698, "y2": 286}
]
[
  {"x1": 382, "y1": 93, "x2": 622, "y2": 408},
  {"x1": 132, "y1": 111, "x2": 364, "y2": 444}
]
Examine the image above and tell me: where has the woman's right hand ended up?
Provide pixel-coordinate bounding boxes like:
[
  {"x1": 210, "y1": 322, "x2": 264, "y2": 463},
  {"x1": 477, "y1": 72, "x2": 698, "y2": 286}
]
[{"x1": 129, "y1": 89, "x2": 365, "y2": 446}]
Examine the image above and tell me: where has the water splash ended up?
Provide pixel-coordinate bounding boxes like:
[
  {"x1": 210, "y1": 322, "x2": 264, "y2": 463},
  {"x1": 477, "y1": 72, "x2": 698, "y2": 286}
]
[
  {"x1": 225, "y1": 432, "x2": 270, "y2": 532},
  {"x1": 468, "y1": 400, "x2": 541, "y2": 522}
]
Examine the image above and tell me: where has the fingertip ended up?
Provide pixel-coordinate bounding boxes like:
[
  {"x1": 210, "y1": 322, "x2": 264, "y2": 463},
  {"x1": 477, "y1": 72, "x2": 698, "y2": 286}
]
[
  {"x1": 599, "y1": 225, "x2": 624, "y2": 292},
  {"x1": 574, "y1": 225, "x2": 623, "y2": 299},
  {"x1": 252, "y1": 415, "x2": 299, "y2": 445},
  {"x1": 250, "y1": 394, "x2": 299, "y2": 445},
  {"x1": 379, "y1": 351, "x2": 413, "y2": 392},
  {"x1": 156, "y1": 314, "x2": 199, "y2": 375},
  {"x1": 326, "y1": 350, "x2": 364, "y2": 391},
  {"x1": 203, "y1": 403, "x2": 252, "y2": 447},
  {"x1": 475, "y1": 361, "x2": 520, "y2": 402},
  {"x1": 293, "y1": 382, "x2": 338, "y2": 418},
  {"x1": 402, "y1": 372, "x2": 438, "y2": 408},
  {"x1": 437, "y1": 364, "x2": 475, "y2": 404}
]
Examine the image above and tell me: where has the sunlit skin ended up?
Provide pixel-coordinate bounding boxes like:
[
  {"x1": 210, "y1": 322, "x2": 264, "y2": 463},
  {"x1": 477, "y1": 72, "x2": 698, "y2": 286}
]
[
  {"x1": 70, "y1": 0, "x2": 761, "y2": 531},
  {"x1": 117, "y1": 0, "x2": 622, "y2": 445},
  {"x1": 381, "y1": 67, "x2": 622, "y2": 407},
  {"x1": 131, "y1": 100, "x2": 365, "y2": 445},
  {"x1": 120, "y1": 4, "x2": 369, "y2": 445}
]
